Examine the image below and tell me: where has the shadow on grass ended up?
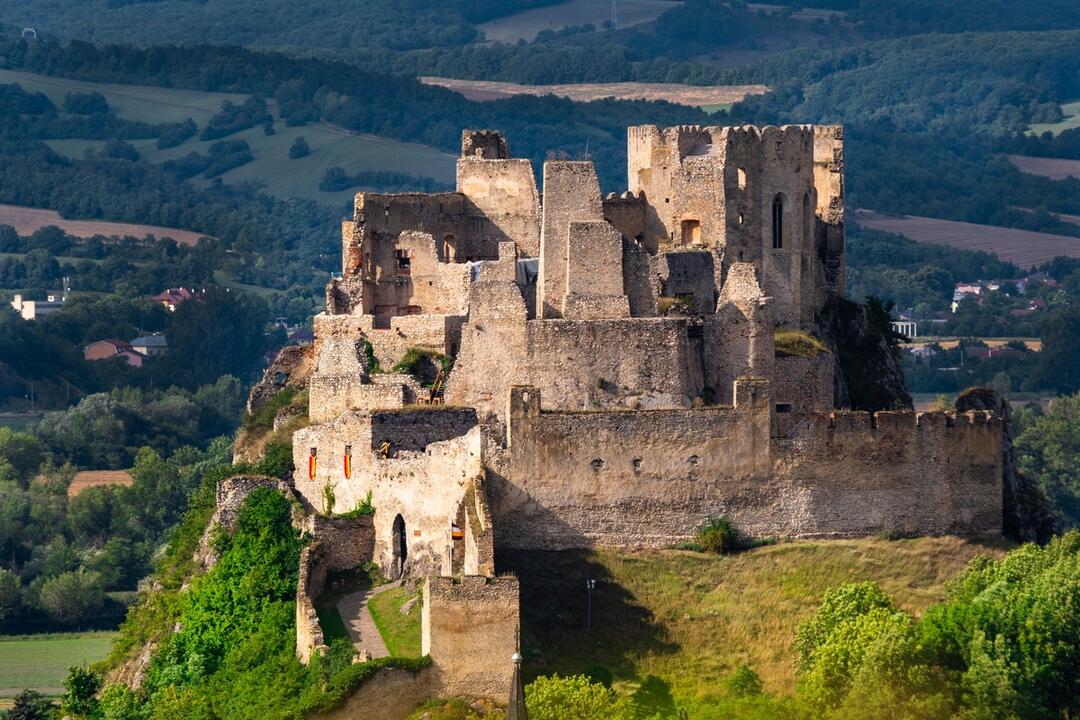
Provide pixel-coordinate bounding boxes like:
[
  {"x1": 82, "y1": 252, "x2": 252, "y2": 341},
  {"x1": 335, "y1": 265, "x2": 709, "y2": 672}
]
[{"x1": 497, "y1": 548, "x2": 679, "y2": 682}]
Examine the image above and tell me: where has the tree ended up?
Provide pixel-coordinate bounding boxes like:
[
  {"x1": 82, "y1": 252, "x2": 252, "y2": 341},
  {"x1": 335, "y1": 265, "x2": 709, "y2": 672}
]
[
  {"x1": 0, "y1": 568, "x2": 21, "y2": 622},
  {"x1": 1017, "y1": 392, "x2": 1080, "y2": 527},
  {"x1": 63, "y1": 91, "x2": 109, "y2": 115},
  {"x1": 1034, "y1": 307, "x2": 1080, "y2": 393},
  {"x1": 5, "y1": 690, "x2": 55, "y2": 720},
  {"x1": 61, "y1": 666, "x2": 102, "y2": 719},
  {"x1": 162, "y1": 287, "x2": 271, "y2": 387},
  {"x1": 38, "y1": 570, "x2": 106, "y2": 625},
  {"x1": 288, "y1": 136, "x2": 310, "y2": 159}
]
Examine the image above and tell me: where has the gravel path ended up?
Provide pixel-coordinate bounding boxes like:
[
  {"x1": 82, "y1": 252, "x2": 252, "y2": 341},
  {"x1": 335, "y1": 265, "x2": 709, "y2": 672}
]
[{"x1": 336, "y1": 580, "x2": 399, "y2": 659}]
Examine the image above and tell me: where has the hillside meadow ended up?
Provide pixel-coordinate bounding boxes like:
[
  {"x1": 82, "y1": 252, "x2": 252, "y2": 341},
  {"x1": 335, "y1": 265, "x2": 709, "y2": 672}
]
[
  {"x1": 0, "y1": 68, "x2": 456, "y2": 205},
  {"x1": 504, "y1": 535, "x2": 1009, "y2": 715}
]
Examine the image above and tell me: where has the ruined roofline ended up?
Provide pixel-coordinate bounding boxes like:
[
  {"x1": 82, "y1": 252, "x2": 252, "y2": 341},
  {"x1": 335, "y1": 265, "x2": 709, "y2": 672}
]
[{"x1": 628, "y1": 122, "x2": 840, "y2": 138}]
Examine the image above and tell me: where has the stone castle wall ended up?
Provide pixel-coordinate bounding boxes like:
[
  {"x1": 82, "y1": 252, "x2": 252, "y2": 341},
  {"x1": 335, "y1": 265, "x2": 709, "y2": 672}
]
[
  {"x1": 422, "y1": 576, "x2": 519, "y2": 700},
  {"x1": 488, "y1": 384, "x2": 1002, "y2": 549}
]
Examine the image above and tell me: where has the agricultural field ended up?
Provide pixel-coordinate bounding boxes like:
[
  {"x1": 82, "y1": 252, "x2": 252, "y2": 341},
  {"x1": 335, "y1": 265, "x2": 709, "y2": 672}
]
[
  {"x1": 477, "y1": 0, "x2": 678, "y2": 43},
  {"x1": 746, "y1": 3, "x2": 850, "y2": 23},
  {"x1": 853, "y1": 209, "x2": 1080, "y2": 268},
  {"x1": 1028, "y1": 100, "x2": 1080, "y2": 135},
  {"x1": 1007, "y1": 154, "x2": 1080, "y2": 180},
  {"x1": 507, "y1": 536, "x2": 1006, "y2": 713},
  {"x1": 0, "y1": 203, "x2": 209, "y2": 245},
  {"x1": 1, "y1": 69, "x2": 455, "y2": 205},
  {"x1": 0, "y1": 632, "x2": 116, "y2": 698},
  {"x1": 67, "y1": 470, "x2": 134, "y2": 498},
  {"x1": 420, "y1": 77, "x2": 766, "y2": 109}
]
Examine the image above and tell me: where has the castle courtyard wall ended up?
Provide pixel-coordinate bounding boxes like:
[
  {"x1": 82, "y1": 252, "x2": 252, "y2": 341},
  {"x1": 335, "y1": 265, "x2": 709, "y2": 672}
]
[{"x1": 489, "y1": 386, "x2": 1002, "y2": 549}]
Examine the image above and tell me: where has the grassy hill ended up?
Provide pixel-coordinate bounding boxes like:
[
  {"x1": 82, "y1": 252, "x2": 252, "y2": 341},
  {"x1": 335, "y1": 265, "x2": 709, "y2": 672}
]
[
  {"x1": 504, "y1": 536, "x2": 1009, "y2": 717},
  {"x1": 0, "y1": 68, "x2": 456, "y2": 206}
]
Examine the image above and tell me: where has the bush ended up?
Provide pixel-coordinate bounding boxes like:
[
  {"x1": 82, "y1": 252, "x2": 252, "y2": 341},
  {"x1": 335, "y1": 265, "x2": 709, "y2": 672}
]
[
  {"x1": 725, "y1": 665, "x2": 763, "y2": 697},
  {"x1": 695, "y1": 517, "x2": 736, "y2": 554},
  {"x1": 5, "y1": 690, "x2": 56, "y2": 720},
  {"x1": 525, "y1": 674, "x2": 635, "y2": 720}
]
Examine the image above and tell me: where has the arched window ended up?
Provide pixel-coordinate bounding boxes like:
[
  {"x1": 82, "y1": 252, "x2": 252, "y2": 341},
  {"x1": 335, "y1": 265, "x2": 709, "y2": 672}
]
[
  {"x1": 771, "y1": 194, "x2": 784, "y2": 249},
  {"x1": 442, "y1": 234, "x2": 456, "y2": 262}
]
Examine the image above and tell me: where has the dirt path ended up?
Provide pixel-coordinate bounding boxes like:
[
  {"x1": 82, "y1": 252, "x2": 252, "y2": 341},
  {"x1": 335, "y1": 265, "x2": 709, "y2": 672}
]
[{"x1": 336, "y1": 580, "x2": 399, "y2": 659}]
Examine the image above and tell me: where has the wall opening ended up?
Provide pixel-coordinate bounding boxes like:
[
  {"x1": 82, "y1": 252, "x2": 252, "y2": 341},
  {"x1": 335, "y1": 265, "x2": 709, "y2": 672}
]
[
  {"x1": 776, "y1": 403, "x2": 793, "y2": 413},
  {"x1": 737, "y1": 167, "x2": 747, "y2": 190},
  {"x1": 394, "y1": 249, "x2": 411, "y2": 276},
  {"x1": 392, "y1": 514, "x2": 408, "y2": 578},
  {"x1": 451, "y1": 505, "x2": 466, "y2": 576},
  {"x1": 442, "y1": 234, "x2": 457, "y2": 262},
  {"x1": 680, "y1": 219, "x2": 702, "y2": 247},
  {"x1": 771, "y1": 194, "x2": 785, "y2": 249}
]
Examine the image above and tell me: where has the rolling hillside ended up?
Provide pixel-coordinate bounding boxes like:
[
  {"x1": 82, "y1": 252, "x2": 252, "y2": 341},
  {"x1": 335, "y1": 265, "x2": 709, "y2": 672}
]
[{"x1": 0, "y1": 69, "x2": 456, "y2": 205}]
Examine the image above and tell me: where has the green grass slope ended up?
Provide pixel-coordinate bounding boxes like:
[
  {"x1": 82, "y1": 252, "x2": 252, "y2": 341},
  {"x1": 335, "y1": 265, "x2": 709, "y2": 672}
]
[{"x1": 504, "y1": 536, "x2": 1009, "y2": 716}]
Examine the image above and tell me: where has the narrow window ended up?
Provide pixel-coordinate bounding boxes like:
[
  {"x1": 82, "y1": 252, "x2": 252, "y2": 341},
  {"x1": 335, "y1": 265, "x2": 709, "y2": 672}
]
[
  {"x1": 772, "y1": 194, "x2": 784, "y2": 249},
  {"x1": 442, "y1": 234, "x2": 456, "y2": 262}
]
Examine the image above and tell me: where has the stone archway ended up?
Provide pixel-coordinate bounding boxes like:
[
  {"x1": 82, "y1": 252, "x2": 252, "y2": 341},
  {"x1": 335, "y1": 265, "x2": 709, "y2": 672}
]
[{"x1": 392, "y1": 514, "x2": 408, "y2": 579}]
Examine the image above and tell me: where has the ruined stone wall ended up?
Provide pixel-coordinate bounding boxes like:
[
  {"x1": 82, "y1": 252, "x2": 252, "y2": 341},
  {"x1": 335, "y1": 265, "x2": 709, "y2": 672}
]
[
  {"x1": 538, "y1": 161, "x2": 604, "y2": 318},
  {"x1": 422, "y1": 576, "x2": 519, "y2": 701},
  {"x1": 362, "y1": 314, "x2": 466, "y2": 370},
  {"x1": 602, "y1": 193, "x2": 647, "y2": 245},
  {"x1": 365, "y1": 230, "x2": 471, "y2": 318},
  {"x1": 292, "y1": 420, "x2": 487, "y2": 579},
  {"x1": 307, "y1": 514, "x2": 376, "y2": 572},
  {"x1": 457, "y1": 154, "x2": 541, "y2": 259},
  {"x1": 813, "y1": 125, "x2": 845, "y2": 296},
  {"x1": 622, "y1": 238, "x2": 659, "y2": 317},
  {"x1": 296, "y1": 545, "x2": 325, "y2": 663},
  {"x1": 369, "y1": 408, "x2": 478, "y2": 453},
  {"x1": 562, "y1": 221, "x2": 630, "y2": 319},
  {"x1": 708, "y1": 263, "x2": 775, "y2": 405},
  {"x1": 658, "y1": 250, "x2": 716, "y2": 314},
  {"x1": 772, "y1": 352, "x2": 835, "y2": 415},
  {"x1": 489, "y1": 385, "x2": 1002, "y2": 549}
]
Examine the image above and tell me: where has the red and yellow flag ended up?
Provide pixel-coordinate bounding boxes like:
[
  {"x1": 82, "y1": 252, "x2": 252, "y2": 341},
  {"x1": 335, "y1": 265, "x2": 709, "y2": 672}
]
[
  {"x1": 308, "y1": 449, "x2": 317, "y2": 480},
  {"x1": 343, "y1": 453, "x2": 351, "y2": 479}
]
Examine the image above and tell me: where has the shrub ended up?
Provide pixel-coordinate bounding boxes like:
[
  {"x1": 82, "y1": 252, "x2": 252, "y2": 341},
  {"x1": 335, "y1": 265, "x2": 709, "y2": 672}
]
[
  {"x1": 725, "y1": 665, "x2": 763, "y2": 697},
  {"x1": 525, "y1": 674, "x2": 635, "y2": 720},
  {"x1": 695, "y1": 516, "x2": 736, "y2": 554},
  {"x1": 5, "y1": 690, "x2": 56, "y2": 720},
  {"x1": 392, "y1": 347, "x2": 451, "y2": 386}
]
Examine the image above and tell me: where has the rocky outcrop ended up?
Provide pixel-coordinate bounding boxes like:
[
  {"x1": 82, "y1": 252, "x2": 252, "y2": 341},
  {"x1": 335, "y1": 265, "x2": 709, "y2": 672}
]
[
  {"x1": 955, "y1": 387, "x2": 1058, "y2": 544},
  {"x1": 817, "y1": 296, "x2": 912, "y2": 412},
  {"x1": 246, "y1": 344, "x2": 314, "y2": 415}
]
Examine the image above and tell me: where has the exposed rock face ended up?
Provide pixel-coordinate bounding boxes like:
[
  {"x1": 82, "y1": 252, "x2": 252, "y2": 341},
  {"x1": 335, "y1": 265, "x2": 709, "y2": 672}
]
[
  {"x1": 818, "y1": 296, "x2": 912, "y2": 411},
  {"x1": 955, "y1": 387, "x2": 1058, "y2": 544},
  {"x1": 245, "y1": 344, "x2": 313, "y2": 416}
]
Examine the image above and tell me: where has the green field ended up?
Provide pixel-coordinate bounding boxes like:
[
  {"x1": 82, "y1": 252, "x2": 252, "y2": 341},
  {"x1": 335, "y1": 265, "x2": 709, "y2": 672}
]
[
  {"x1": 0, "y1": 632, "x2": 116, "y2": 697},
  {"x1": 0, "y1": 68, "x2": 455, "y2": 204},
  {"x1": 507, "y1": 536, "x2": 1008, "y2": 716},
  {"x1": 1029, "y1": 99, "x2": 1080, "y2": 135}
]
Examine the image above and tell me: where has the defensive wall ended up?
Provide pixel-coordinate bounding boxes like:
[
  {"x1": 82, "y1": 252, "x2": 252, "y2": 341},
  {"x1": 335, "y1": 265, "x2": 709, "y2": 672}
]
[
  {"x1": 292, "y1": 412, "x2": 489, "y2": 579},
  {"x1": 485, "y1": 383, "x2": 1002, "y2": 549}
]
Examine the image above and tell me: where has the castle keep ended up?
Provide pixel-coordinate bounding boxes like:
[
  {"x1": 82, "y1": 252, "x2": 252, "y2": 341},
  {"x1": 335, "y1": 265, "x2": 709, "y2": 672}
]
[{"x1": 273, "y1": 125, "x2": 1003, "y2": 702}]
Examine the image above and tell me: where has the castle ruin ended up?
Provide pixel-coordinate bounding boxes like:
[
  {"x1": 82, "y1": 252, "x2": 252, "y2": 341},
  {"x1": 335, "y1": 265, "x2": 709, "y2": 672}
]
[{"x1": 275, "y1": 125, "x2": 1003, "y2": 705}]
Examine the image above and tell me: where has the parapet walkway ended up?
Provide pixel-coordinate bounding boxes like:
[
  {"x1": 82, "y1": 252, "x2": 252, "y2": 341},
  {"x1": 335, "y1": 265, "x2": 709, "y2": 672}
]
[{"x1": 337, "y1": 579, "x2": 399, "y2": 659}]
